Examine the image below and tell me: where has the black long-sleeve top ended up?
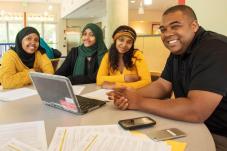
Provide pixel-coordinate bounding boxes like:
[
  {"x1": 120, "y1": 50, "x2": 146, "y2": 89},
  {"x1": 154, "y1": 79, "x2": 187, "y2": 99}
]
[{"x1": 55, "y1": 47, "x2": 99, "y2": 85}]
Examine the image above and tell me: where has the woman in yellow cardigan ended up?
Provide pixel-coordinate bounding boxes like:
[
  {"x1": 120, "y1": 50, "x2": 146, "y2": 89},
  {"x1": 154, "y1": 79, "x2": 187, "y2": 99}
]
[
  {"x1": 97, "y1": 25, "x2": 151, "y2": 89},
  {"x1": 0, "y1": 27, "x2": 54, "y2": 89}
]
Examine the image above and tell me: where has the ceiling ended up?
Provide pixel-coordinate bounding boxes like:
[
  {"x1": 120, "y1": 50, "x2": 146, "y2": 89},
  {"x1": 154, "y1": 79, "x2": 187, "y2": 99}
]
[
  {"x1": 0, "y1": 0, "x2": 61, "y2": 3},
  {"x1": 0, "y1": 0, "x2": 177, "y2": 19},
  {"x1": 66, "y1": 0, "x2": 106, "y2": 19},
  {"x1": 66, "y1": 0, "x2": 177, "y2": 19},
  {"x1": 129, "y1": 0, "x2": 177, "y2": 11}
]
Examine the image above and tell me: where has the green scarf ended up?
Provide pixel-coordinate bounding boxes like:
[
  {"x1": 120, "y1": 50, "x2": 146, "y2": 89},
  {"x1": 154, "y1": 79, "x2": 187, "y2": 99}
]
[{"x1": 73, "y1": 23, "x2": 107, "y2": 76}]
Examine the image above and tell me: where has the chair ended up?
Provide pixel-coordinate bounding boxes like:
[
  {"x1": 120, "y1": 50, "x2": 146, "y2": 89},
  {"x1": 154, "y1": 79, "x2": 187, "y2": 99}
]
[
  {"x1": 50, "y1": 58, "x2": 60, "y2": 72},
  {"x1": 150, "y1": 72, "x2": 161, "y2": 81}
]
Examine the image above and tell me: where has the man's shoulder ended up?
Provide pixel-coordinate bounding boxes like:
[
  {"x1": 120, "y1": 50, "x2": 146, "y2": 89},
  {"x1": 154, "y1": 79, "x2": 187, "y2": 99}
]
[
  {"x1": 193, "y1": 30, "x2": 227, "y2": 56},
  {"x1": 200, "y1": 30, "x2": 227, "y2": 46},
  {"x1": 191, "y1": 30, "x2": 227, "y2": 64}
]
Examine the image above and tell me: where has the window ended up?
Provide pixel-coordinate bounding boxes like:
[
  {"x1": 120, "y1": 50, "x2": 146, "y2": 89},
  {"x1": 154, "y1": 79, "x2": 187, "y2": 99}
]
[
  {"x1": 28, "y1": 23, "x2": 42, "y2": 36},
  {"x1": 0, "y1": 23, "x2": 8, "y2": 57},
  {"x1": 44, "y1": 23, "x2": 57, "y2": 48},
  {"x1": 8, "y1": 22, "x2": 23, "y2": 43},
  {"x1": 0, "y1": 23, "x2": 7, "y2": 43}
]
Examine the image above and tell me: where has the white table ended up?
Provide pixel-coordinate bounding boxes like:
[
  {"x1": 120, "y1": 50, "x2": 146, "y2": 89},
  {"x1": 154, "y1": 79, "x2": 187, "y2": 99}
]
[{"x1": 0, "y1": 84, "x2": 215, "y2": 151}]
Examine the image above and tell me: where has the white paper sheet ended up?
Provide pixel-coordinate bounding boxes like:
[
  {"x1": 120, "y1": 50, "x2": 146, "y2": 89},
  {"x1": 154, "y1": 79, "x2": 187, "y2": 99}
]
[
  {"x1": 0, "y1": 121, "x2": 47, "y2": 151},
  {"x1": 0, "y1": 139, "x2": 41, "y2": 151},
  {"x1": 0, "y1": 88, "x2": 37, "y2": 101},
  {"x1": 74, "y1": 133, "x2": 171, "y2": 151},
  {"x1": 48, "y1": 125, "x2": 130, "y2": 151},
  {"x1": 49, "y1": 125, "x2": 171, "y2": 151},
  {"x1": 82, "y1": 89, "x2": 112, "y2": 101},
  {"x1": 72, "y1": 85, "x2": 85, "y2": 95}
]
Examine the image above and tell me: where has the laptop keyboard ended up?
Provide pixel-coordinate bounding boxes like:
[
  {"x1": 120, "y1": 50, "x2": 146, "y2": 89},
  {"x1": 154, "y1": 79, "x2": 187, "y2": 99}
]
[{"x1": 76, "y1": 95, "x2": 106, "y2": 111}]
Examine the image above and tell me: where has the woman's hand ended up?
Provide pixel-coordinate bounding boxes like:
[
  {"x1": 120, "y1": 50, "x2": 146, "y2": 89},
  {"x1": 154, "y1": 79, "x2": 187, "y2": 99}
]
[
  {"x1": 102, "y1": 81, "x2": 116, "y2": 89},
  {"x1": 124, "y1": 74, "x2": 140, "y2": 82},
  {"x1": 29, "y1": 68, "x2": 36, "y2": 72}
]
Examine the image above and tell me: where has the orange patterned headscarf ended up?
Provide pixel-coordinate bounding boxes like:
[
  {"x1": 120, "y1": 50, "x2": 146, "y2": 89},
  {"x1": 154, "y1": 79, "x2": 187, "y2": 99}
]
[{"x1": 113, "y1": 29, "x2": 136, "y2": 41}]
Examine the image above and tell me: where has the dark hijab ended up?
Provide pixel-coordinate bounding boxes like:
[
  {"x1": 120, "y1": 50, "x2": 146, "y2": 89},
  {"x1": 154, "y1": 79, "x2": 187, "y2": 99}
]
[{"x1": 12, "y1": 26, "x2": 44, "y2": 68}]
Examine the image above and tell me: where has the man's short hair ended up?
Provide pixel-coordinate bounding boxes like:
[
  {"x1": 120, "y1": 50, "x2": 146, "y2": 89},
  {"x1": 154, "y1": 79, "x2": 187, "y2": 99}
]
[{"x1": 163, "y1": 5, "x2": 197, "y2": 21}]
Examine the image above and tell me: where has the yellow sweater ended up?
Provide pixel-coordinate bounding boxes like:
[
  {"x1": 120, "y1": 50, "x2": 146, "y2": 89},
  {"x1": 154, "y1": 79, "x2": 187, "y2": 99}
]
[
  {"x1": 0, "y1": 49, "x2": 54, "y2": 89},
  {"x1": 96, "y1": 50, "x2": 151, "y2": 89}
]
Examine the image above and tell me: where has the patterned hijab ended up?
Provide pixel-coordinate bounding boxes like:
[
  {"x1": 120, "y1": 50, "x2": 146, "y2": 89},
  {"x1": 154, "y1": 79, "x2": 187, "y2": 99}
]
[
  {"x1": 12, "y1": 26, "x2": 44, "y2": 68},
  {"x1": 73, "y1": 23, "x2": 107, "y2": 76}
]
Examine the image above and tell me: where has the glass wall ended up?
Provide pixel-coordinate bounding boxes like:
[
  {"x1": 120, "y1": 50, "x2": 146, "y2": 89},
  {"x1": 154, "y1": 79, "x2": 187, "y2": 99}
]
[
  {"x1": 8, "y1": 22, "x2": 23, "y2": 43},
  {"x1": 0, "y1": 23, "x2": 7, "y2": 43},
  {"x1": 44, "y1": 23, "x2": 57, "y2": 48}
]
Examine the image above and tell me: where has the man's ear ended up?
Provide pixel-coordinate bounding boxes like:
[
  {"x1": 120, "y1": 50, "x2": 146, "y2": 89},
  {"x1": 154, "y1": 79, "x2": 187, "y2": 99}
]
[{"x1": 191, "y1": 20, "x2": 199, "y2": 32}]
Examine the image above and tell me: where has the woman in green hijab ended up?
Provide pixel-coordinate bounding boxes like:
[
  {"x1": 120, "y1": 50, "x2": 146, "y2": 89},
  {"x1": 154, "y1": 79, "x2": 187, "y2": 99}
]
[{"x1": 55, "y1": 23, "x2": 107, "y2": 84}]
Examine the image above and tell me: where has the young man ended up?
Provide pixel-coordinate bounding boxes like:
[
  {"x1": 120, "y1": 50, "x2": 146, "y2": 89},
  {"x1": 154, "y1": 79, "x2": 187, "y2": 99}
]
[{"x1": 108, "y1": 5, "x2": 227, "y2": 151}]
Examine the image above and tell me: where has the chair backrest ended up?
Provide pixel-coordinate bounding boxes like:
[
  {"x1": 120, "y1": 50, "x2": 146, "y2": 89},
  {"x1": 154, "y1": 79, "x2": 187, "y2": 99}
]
[
  {"x1": 50, "y1": 58, "x2": 60, "y2": 72},
  {"x1": 150, "y1": 72, "x2": 161, "y2": 81}
]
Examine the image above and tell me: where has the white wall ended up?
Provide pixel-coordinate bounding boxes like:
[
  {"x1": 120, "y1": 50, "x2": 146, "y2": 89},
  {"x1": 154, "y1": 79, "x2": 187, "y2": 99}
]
[
  {"x1": 135, "y1": 36, "x2": 169, "y2": 73},
  {"x1": 61, "y1": 0, "x2": 90, "y2": 18},
  {"x1": 129, "y1": 10, "x2": 163, "y2": 35},
  {"x1": 187, "y1": 0, "x2": 227, "y2": 36},
  {"x1": 105, "y1": 0, "x2": 128, "y2": 47},
  {"x1": 129, "y1": 9, "x2": 163, "y2": 22}
]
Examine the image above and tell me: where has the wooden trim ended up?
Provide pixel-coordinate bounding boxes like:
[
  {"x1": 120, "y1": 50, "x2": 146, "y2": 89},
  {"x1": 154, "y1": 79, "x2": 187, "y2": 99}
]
[{"x1": 23, "y1": 12, "x2": 27, "y2": 27}]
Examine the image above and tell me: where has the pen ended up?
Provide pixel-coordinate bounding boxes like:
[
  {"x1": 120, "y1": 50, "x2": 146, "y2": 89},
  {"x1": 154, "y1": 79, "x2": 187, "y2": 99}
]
[
  {"x1": 59, "y1": 129, "x2": 67, "y2": 151},
  {"x1": 7, "y1": 144, "x2": 21, "y2": 151},
  {"x1": 83, "y1": 134, "x2": 98, "y2": 151}
]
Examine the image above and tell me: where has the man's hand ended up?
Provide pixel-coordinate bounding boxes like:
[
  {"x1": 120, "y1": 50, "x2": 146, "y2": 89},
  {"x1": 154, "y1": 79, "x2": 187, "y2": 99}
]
[
  {"x1": 124, "y1": 74, "x2": 140, "y2": 82},
  {"x1": 107, "y1": 87, "x2": 142, "y2": 110}
]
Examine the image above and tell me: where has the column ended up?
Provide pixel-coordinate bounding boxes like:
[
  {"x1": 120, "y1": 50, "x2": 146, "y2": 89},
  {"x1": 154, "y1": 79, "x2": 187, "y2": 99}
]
[{"x1": 105, "y1": 0, "x2": 128, "y2": 47}]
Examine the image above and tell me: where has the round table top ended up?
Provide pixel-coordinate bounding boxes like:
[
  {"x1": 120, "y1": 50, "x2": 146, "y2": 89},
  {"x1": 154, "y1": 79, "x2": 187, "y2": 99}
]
[{"x1": 0, "y1": 84, "x2": 215, "y2": 151}]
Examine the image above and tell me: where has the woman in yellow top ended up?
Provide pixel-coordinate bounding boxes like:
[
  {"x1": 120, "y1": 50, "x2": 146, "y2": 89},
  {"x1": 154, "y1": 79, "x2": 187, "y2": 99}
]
[
  {"x1": 0, "y1": 27, "x2": 54, "y2": 89},
  {"x1": 97, "y1": 25, "x2": 151, "y2": 89}
]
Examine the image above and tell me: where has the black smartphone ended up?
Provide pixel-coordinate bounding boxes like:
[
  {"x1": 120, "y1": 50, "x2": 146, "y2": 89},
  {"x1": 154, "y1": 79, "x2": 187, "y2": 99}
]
[{"x1": 118, "y1": 116, "x2": 156, "y2": 130}]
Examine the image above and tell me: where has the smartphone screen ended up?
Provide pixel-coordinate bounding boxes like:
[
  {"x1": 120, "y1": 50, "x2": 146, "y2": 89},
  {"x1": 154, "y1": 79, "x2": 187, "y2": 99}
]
[{"x1": 118, "y1": 117, "x2": 156, "y2": 130}]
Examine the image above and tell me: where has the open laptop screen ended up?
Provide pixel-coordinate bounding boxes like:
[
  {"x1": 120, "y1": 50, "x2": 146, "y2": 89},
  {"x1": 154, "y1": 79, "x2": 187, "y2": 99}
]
[
  {"x1": 32, "y1": 76, "x2": 72, "y2": 103},
  {"x1": 30, "y1": 73, "x2": 79, "y2": 112},
  {"x1": 30, "y1": 72, "x2": 106, "y2": 114}
]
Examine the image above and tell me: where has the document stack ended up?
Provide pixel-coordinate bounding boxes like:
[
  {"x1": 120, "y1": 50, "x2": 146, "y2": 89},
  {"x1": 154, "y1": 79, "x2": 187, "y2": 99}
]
[{"x1": 0, "y1": 121, "x2": 186, "y2": 151}]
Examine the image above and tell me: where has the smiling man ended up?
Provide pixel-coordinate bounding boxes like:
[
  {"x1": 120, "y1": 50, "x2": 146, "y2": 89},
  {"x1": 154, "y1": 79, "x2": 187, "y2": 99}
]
[{"x1": 108, "y1": 5, "x2": 227, "y2": 151}]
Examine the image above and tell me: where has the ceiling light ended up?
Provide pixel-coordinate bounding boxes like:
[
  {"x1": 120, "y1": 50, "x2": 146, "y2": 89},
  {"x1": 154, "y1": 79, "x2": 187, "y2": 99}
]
[
  {"x1": 138, "y1": 7, "x2": 144, "y2": 14},
  {"x1": 0, "y1": 10, "x2": 5, "y2": 16},
  {"x1": 130, "y1": 0, "x2": 136, "y2": 3},
  {"x1": 44, "y1": 11, "x2": 48, "y2": 16},
  {"x1": 144, "y1": 0, "x2": 152, "y2": 5},
  {"x1": 138, "y1": 1, "x2": 144, "y2": 14},
  {"x1": 48, "y1": 5, "x2": 53, "y2": 11}
]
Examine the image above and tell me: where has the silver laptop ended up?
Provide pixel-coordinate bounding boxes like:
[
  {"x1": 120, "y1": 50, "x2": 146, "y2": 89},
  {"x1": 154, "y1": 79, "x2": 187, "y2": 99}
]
[{"x1": 30, "y1": 72, "x2": 106, "y2": 114}]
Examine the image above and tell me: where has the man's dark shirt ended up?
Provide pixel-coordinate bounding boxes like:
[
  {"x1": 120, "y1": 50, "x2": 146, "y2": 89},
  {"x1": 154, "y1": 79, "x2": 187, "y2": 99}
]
[{"x1": 161, "y1": 27, "x2": 227, "y2": 137}]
